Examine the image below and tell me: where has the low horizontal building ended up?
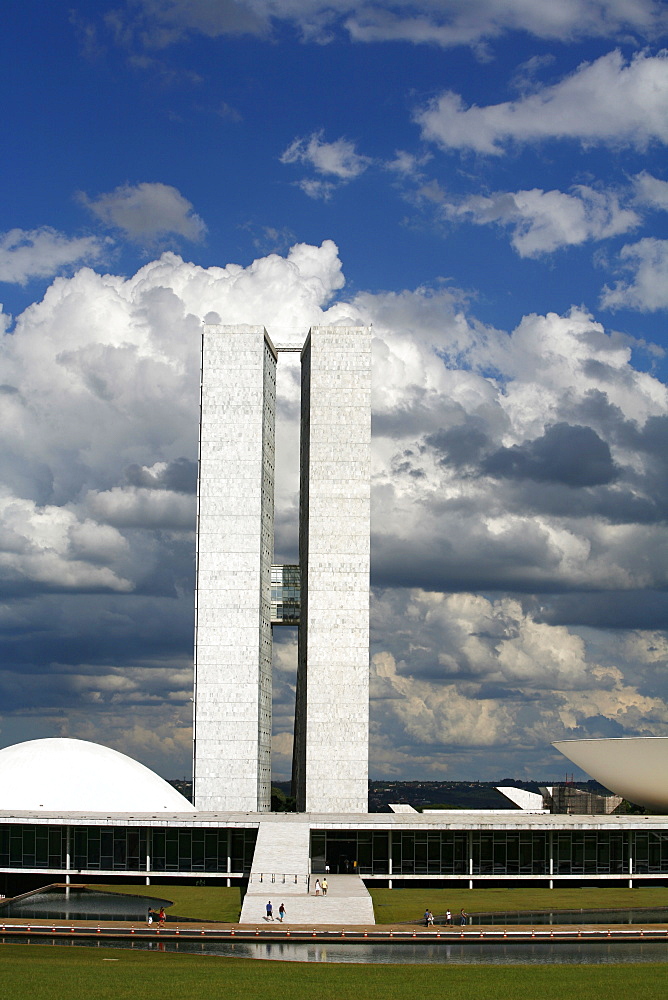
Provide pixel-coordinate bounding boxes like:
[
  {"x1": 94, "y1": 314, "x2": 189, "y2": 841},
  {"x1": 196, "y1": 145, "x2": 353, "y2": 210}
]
[
  {"x1": 2, "y1": 809, "x2": 668, "y2": 895},
  {"x1": 2, "y1": 738, "x2": 666, "y2": 899}
]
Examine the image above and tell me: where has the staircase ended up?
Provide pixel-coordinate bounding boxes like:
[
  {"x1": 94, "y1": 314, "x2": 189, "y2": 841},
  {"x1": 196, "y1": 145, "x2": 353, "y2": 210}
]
[{"x1": 239, "y1": 820, "x2": 375, "y2": 925}]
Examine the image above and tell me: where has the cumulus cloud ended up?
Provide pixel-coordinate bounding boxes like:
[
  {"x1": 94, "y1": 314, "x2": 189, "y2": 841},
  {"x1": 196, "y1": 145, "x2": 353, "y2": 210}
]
[
  {"x1": 369, "y1": 589, "x2": 668, "y2": 776},
  {"x1": 416, "y1": 50, "x2": 668, "y2": 154},
  {"x1": 78, "y1": 181, "x2": 207, "y2": 242},
  {"x1": 84, "y1": 486, "x2": 195, "y2": 530},
  {"x1": 441, "y1": 184, "x2": 639, "y2": 256},
  {"x1": 0, "y1": 494, "x2": 132, "y2": 593},
  {"x1": 125, "y1": 458, "x2": 198, "y2": 493},
  {"x1": 482, "y1": 423, "x2": 619, "y2": 486},
  {"x1": 1, "y1": 240, "x2": 667, "y2": 778},
  {"x1": 601, "y1": 238, "x2": 668, "y2": 311},
  {"x1": 359, "y1": 290, "x2": 668, "y2": 605},
  {"x1": 0, "y1": 228, "x2": 108, "y2": 286},
  {"x1": 0, "y1": 240, "x2": 348, "y2": 771}
]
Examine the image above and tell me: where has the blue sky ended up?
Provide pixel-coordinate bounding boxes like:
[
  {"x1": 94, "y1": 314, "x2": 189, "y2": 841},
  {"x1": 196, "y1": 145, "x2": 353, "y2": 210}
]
[{"x1": 2, "y1": 0, "x2": 668, "y2": 785}]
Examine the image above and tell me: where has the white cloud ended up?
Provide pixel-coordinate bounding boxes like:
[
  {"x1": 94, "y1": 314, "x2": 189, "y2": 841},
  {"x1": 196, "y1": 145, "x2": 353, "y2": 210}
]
[
  {"x1": 296, "y1": 179, "x2": 337, "y2": 201},
  {"x1": 442, "y1": 184, "x2": 639, "y2": 256},
  {"x1": 633, "y1": 170, "x2": 668, "y2": 210},
  {"x1": 79, "y1": 182, "x2": 207, "y2": 242},
  {"x1": 385, "y1": 149, "x2": 431, "y2": 179},
  {"x1": 601, "y1": 237, "x2": 668, "y2": 311},
  {"x1": 370, "y1": 589, "x2": 668, "y2": 774},
  {"x1": 416, "y1": 50, "x2": 668, "y2": 154},
  {"x1": 84, "y1": 486, "x2": 194, "y2": 529},
  {"x1": 0, "y1": 228, "x2": 108, "y2": 286},
  {"x1": 353, "y1": 288, "x2": 668, "y2": 602},
  {"x1": 124, "y1": 0, "x2": 668, "y2": 49},
  {"x1": 0, "y1": 239, "x2": 351, "y2": 773},
  {"x1": 0, "y1": 494, "x2": 132, "y2": 592},
  {"x1": 281, "y1": 130, "x2": 370, "y2": 182},
  {"x1": 2, "y1": 241, "x2": 668, "y2": 777},
  {"x1": 345, "y1": 0, "x2": 666, "y2": 47}
]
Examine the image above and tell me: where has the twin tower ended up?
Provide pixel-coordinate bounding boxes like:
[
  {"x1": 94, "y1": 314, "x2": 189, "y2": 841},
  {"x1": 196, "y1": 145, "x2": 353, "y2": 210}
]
[{"x1": 193, "y1": 325, "x2": 371, "y2": 814}]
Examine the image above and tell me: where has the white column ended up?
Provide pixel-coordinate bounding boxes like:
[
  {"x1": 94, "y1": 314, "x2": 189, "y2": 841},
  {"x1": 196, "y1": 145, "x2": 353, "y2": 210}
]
[
  {"x1": 65, "y1": 826, "x2": 71, "y2": 896},
  {"x1": 388, "y1": 830, "x2": 393, "y2": 889}
]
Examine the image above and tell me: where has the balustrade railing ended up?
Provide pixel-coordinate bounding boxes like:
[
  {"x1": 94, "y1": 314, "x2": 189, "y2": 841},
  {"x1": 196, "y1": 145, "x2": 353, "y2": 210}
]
[{"x1": 248, "y1": 873, "x2": 310, "y2": 891}]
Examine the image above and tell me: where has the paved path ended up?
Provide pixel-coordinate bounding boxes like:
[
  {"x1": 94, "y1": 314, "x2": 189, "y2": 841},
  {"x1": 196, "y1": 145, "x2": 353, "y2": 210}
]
[
  {"x1": 242, "y1": 874, "x2": 375, "y2": 925},
  {"x1": 239, "y1": 819, "x2": 375, "y2": 925},
  {"x1": 3, "y1": 918, "x2": 668, "y2": 944}
]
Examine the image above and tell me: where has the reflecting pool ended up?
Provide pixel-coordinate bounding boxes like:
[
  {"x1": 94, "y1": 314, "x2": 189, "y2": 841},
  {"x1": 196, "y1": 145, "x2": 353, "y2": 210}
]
[
  {"x1": 6, "y1": 936, "x2": 668, "y2": 965},
  {"x1": 0, "y1": 889, "x2": 172, "y2": 922},
  {"x1": 457, "y1": 907, "x2": 668, "y2": 926}
]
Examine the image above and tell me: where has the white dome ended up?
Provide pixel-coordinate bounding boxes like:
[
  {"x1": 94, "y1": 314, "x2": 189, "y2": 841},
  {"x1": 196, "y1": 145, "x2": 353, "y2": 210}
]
[
  {"x1": 553, "y1": 737, "x2": 668, "y2": 811},
  {"x1": 0, "y1": 738, "x2": 196, "y2": 812}
]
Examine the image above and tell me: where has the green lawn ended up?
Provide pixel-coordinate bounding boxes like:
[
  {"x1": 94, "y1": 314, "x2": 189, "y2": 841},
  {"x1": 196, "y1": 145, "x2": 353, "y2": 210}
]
[
  {"x1": 91, "y1": 884, "x2": 242, "y2": 922},
  {"x1": 84, "y1": 883, "x2": 668, "y2": 925},
  {"x1": 1, "y1": 945, "x2": 667, "y2": 1000},
  {"x1": 370, "y1": 886, "x2": 668, "y2": 923}
]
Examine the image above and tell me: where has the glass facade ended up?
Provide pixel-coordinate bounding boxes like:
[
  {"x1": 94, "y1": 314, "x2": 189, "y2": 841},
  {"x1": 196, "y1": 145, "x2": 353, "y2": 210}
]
[
  {"x1": 311, "y1": 829, "x2": 668, "y2": 877},
  {"x1": 633, "y1": 831, "x2": 668, "y2": 874},
  {"x1": 0, "y1": 825, "x2": 257, "y2": 874},
  {"x1": 271, "y1": 564, "x2": 300, "y2": 625},
  {"x1": 472, "y1": 831, "x2": 548, "y2": 875},
  {"x1": 3, "y1": 823, "x2": 668, "y2": 879},
  {"x1": 0, "y1": 825, "x2": 66, "y2": 871},
  {"x1": 554, "y1": 830, "x2": 626, "y2": 875},
  {"x1": 392, "y1": 831, "x2": 469, "y2": 875}
]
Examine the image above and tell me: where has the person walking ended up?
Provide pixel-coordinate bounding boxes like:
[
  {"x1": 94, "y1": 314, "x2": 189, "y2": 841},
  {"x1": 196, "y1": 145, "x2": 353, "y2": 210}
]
[
  {"x1": 278, "y1": 903, "x2": 286, "y2": 922},
  {"x1": 424, "y1": 908, "x2": 430, "y2": 927},
  {"x1": 314, "y1": 879, "x2": 321, "y2": 896},
  {"x1": 266, "y1": 900, "x2": 274, "y2": 920},
  {"x1": 158, "y1": 907, "x2": 166, "y2": 927},
  {"x1": 427, "y1": 910, "x2": 434, "y2": 926},
  {"x1": 446, "y1": 908, "x2": 452, "y2": 925},
  {"x1": 147, "y1": 908, "x2": 153, "y2": 927},
  {"x1": 460, "y1": 908, "x2": 468, "y2": 926},
  {"x1": 321, "y1": 878, "x2": 328, "y2": 896}
]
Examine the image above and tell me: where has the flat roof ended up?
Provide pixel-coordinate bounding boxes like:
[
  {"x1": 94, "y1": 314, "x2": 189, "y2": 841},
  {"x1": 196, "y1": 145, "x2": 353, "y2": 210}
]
[{"x1": 1, "y1": 810, "x2": 667, "y2": 831}]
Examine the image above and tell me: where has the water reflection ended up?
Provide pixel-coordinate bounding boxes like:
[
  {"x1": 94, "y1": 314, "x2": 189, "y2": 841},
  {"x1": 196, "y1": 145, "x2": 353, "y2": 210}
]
[
  {"x1": 462, "y1": 908, "x2": 668, "y2": 926},
  {"x1": 0, "y1": 889, "x2": 172, "y2": 922},
  {"x1": 6, "y1": 936, "x2": 668, "y2": 965}
]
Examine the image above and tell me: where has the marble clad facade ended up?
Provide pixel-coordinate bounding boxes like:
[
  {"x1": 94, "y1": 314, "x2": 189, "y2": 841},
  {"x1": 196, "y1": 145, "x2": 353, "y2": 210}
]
[
  {"x1": 193, "y1": 324, "x2": 371, "y2": 813},
  {"x1": 292, "y1": 327, "x2": 371, "y2": 813},
  {"x1": 193, "y1": 326, "x2": 276, "y2": 812}
]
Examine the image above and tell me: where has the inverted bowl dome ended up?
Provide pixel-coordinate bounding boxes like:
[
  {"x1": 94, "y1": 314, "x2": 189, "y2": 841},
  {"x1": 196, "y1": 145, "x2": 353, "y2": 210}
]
[
  {"x1": 0, "y1": 738, "x2": 195, "y2": 812},
  {"x1": 552, "y1": 737, "x2": 668, "y2": 811}
]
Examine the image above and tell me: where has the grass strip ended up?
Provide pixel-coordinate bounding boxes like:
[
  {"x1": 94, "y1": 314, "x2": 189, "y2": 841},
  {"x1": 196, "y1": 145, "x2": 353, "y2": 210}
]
[
  {"x1": 83, "y1": 883, "x2": 668, "y2": 925},
  {"x1": 90, "y1": 883, "x2": 241, "y2": 922},
  {"x1": 370, "y1": 886, "x2": 668, "y2": 923},
  {"x1": 1, "y1": 943, "x2": 667, "y2": 1000}
]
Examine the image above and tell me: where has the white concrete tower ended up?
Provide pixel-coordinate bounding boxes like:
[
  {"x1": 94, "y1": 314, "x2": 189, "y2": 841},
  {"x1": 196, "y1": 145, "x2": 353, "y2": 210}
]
[
  {"x1": 292, "y1": 326, "x2": 371, "y2": 813},
  {"x1": 193, "y1": 325, "x2": 276, "y2": 812}
]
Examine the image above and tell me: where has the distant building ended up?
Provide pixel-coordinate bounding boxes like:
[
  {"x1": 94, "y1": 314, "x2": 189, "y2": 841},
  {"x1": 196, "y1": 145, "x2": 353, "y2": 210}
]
[{"x1": 541, "y1": 785, "x2": 623, "y2": 815}]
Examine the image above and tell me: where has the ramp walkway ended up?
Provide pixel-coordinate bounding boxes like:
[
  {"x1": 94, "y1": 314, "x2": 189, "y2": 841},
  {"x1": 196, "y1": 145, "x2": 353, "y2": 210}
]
[{"x1": 239, "y1": 819, "x2": 375, "y2": 925}]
